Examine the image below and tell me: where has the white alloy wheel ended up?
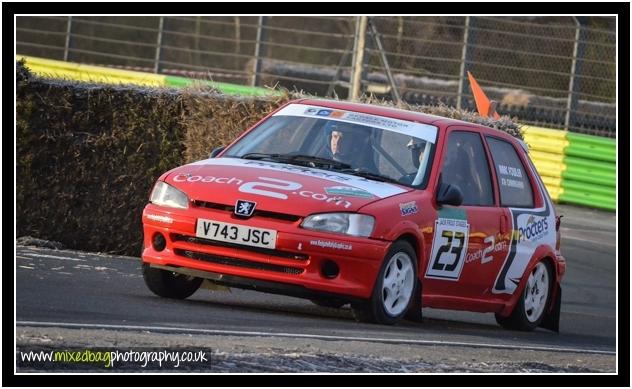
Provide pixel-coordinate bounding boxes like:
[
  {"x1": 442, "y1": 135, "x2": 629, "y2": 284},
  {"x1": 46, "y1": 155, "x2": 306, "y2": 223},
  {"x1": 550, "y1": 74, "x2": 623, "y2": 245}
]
[
  {"x1": 524, "y1": 262, "x2": 550, "y2": 322},
  {"x1": 381, "y1": 251, "x2": 415, "y2": 317}
]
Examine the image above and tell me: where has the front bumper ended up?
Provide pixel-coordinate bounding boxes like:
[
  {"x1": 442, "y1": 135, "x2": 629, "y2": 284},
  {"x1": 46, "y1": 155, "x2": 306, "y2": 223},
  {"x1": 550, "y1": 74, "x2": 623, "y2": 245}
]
[{"x1": 141, "y1": 204, "x2": 390, "y2": 299}]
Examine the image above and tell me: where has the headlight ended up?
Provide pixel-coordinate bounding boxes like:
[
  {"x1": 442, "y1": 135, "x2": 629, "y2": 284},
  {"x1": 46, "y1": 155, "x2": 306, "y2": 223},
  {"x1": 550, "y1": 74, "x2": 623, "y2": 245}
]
[
  {"x1": 150, "y1": 181, "x2": 189, "y2": 209},
  {"x1": 301, "y1": 213, "x2": 375, "y2": 237}
]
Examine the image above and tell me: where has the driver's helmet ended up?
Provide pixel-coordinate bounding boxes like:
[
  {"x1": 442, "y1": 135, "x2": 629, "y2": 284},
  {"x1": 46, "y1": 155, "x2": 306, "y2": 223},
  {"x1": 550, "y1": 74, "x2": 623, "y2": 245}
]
[
  {"x1": 407, "y1": 138, "x2": 427, "y2": 169},
  {"x1": 323, "y1": 121, "x2": 369, "y2": 163}
]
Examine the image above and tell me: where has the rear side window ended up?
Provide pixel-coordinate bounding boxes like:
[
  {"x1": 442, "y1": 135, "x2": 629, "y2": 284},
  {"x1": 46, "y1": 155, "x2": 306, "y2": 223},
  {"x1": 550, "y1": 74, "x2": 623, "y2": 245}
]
[
  {"x1": 441, "y1": 131, "x2": 494, "y2": 206},
  {"x1": 486, "y1": 137, "x2": 534, "y2": 208}
]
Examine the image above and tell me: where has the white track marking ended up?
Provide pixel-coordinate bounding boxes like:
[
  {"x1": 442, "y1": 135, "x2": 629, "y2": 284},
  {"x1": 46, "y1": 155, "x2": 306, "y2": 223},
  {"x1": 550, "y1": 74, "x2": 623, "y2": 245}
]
[
  {"x1": 561, "y1": 234, "x2": 616, "y2": 247},
  {"x1": 18, "y1": 253, "x2": 85, "y2": 262},
  {"x1": 15, "y1": 320, "x2": 615, "y2": 356}
]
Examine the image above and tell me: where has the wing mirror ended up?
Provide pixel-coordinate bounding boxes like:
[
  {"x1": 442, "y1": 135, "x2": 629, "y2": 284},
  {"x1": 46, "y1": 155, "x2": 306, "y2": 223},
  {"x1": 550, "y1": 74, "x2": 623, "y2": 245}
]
[
  {"x1": 436, "y1": 181, "x2": 463, "y2": 207},
  {"x1": 209, "y1": 146, "x2": 225, "y2": 158}
]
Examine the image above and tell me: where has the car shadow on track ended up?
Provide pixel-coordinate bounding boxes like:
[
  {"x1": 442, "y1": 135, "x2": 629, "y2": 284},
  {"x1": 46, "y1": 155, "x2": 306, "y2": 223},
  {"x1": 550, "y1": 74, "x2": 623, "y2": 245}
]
[
  {"x1": 132, "y1": 289, "x2": 511, "y2": 334},
  {"x1": 126, "y1": 289, "x2": 615, "y2": 352}
]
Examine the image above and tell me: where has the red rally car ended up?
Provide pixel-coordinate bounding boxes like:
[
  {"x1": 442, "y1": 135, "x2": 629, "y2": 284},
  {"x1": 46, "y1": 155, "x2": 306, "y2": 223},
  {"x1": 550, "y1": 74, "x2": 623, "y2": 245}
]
[{"x1": 141, "y1": 99, "x2": 566, "y2": 331}]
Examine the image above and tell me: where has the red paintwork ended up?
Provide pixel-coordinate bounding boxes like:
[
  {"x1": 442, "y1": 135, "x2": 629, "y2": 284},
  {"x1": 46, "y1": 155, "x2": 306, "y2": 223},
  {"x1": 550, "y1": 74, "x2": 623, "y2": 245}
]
[
  {"x1": 164, "y1": 163, "x2": 397, "y2": 216},
  {"x1": 142, "y1": 98, "x2": 565, "y2": 315}
]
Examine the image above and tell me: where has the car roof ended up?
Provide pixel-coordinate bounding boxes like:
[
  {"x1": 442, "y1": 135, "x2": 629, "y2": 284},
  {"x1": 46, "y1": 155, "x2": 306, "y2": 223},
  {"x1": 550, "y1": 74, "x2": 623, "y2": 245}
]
[
  {"x1": 292, "y1": 98, "x2": 518, "y2": 143},
  {"x1": 294, "y1": 98, "x2": 448, "y2": 124}
]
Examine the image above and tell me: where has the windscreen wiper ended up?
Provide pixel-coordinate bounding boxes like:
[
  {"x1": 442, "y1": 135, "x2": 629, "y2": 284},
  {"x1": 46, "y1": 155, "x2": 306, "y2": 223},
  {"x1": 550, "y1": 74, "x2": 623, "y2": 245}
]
[
  {"x1": 241, "y1": 153, "x2": 351, "y2": 170},
  {"x1": 241, "y1": 153, "x2": 284, "y2": 160},
  {"x1": 339, "y1": 168, "x2": 402, "y2": 185},
  {"x1": 279, "y1": 154, "x2": 351, "y2": 170}
]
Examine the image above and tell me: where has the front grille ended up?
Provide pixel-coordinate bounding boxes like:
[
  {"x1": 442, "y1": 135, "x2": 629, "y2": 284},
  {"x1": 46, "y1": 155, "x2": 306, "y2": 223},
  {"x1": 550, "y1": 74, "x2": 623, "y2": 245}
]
[
  {"x1": 174, "y1": 249, "x2": 304, "y2": 275},
  {"x1": 171, "y1": 234, "x2": 308, "y2": 261},
  {"x1": 193, "y1": 200, "x2": 300, "y2": 222}
]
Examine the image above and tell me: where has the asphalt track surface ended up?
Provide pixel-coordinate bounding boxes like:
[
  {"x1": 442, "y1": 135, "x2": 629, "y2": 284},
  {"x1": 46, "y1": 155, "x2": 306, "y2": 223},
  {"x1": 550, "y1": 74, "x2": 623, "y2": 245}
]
[{"x1": 16, "y1": 204, "x2": 616, "y2": 355}]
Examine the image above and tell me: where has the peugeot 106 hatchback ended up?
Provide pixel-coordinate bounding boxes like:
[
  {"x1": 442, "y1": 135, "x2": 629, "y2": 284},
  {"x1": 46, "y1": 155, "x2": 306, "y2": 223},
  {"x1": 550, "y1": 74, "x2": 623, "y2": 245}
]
[{"x1": 141, "y1": 99, "x2": 565, "y2": 331}]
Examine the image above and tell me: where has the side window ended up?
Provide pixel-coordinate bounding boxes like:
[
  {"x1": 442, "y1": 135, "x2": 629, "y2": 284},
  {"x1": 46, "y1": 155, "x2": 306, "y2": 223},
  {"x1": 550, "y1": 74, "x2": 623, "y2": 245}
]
[
  {"x1": 441, "y1": 131, "x2": 494, "y2": 206},
  {"x1": 486, "y1": 137, "x2": 534, "y2": 208},
  {"x1": 375, "y1": 130, "x2": 415, "y2": 178}
]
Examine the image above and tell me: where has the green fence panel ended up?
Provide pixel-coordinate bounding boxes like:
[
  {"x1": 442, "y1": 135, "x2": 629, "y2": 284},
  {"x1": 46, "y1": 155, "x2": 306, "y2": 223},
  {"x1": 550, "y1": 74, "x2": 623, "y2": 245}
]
[
  {"x1": 164, "y1": 75, "x2": 191, "y2": 88},
  {"x1": 563, "y1": 179, "x2": 616, "y2": 198},
  {"x1": 559, "y1": 190, "x2": 616, "y2": 211},
  {"x1": 164, "y1": 75, "x2": 282, "y2": 97},
  {"x1": 564, "y1": 156, "x2": 615, "y2": 175},
  {"x1": 566, "y1": 132, "x2": 616, "y2": 147},
  {"x1": 565, "y1": 132, "x2": 616, "y2": 163},
  {"x1": 563, "y1": 156, "x2": 615, "y2": 187},
  {"x1": 563, "y1": 170, "x2": 615, "y2": 187},
  {"x1": 565, "y1": 143, "x2": 616, "y2": 163}
]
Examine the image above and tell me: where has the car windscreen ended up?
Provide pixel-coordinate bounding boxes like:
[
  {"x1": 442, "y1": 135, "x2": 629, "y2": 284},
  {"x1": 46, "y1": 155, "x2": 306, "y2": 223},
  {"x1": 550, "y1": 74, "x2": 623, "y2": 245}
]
[{"x1": 223, "y1": 104, "x2": 439, "y2": 188}]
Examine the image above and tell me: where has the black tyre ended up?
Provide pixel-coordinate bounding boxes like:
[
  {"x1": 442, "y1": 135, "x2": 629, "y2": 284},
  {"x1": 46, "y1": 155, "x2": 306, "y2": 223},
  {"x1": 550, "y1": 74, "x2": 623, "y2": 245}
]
[
  {"x1": 310, "y1": 298, "x2": 347, "y2": 309},
  {"x1": 495, "y1": 261, "x2": 553, "y2": 331},
  {"x1": 142, "y1": 263, "x2": 203, "y2": 299},
  {"x1": 351, "y1": 241, "x2": 419, "y2": 325},
  {"x1": 404, "y1": 276, "x2": 423, "y2": 323}
]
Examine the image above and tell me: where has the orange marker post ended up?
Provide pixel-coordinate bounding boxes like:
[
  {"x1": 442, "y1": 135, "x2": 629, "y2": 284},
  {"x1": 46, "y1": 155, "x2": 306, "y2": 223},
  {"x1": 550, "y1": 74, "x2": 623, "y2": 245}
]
[{"x1": 467, "y1": 71, "x2": 500, "y2": 120}]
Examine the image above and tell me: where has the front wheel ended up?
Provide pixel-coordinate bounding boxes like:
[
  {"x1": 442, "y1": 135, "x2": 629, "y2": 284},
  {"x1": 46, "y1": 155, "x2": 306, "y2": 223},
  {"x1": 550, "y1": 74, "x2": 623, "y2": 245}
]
[
  {"x1": 142, "y1": 263, "x2": 203, "y2": 299},
  {"x1": 352, "y1": 241, "x2": 419, "y2": 325},
  {"x1": 496, "y1": 261, "x2": 553, "y2": 331}
]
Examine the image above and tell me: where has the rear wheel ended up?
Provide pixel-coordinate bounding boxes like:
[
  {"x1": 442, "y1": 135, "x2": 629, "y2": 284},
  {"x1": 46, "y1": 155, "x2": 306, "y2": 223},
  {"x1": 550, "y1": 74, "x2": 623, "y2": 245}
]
[
  {"x1": 496, "y1": 261, "x2": 552, "y2": 331},
  {"x1": 142, "y1": 263, "x2": 203, "y2": 299},
  {"x1": 352, "y1": 241, "x2": 418, "y2": 324}
]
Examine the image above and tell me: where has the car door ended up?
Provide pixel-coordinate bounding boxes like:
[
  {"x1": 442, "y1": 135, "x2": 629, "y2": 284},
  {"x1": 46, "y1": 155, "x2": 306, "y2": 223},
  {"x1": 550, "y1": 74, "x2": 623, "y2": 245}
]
[
  {"x1": 423, "y1": 127, "x2": 508, "y2": 300},
  {"x1": 484, "y1": 135, "x2": 547, "y2": 298}
]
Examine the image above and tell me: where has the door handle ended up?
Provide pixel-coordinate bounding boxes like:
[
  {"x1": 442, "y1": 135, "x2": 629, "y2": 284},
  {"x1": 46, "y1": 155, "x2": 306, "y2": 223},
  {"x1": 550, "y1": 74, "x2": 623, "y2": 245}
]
[{"x1": 500, "y1": 214, "x2": 508, "y2": 234}]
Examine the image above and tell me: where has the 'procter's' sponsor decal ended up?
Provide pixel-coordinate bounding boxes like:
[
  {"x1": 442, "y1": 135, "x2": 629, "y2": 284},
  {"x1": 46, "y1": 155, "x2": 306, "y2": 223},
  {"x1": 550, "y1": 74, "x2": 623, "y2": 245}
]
[{"x1": 515, "y1": 215, "x2": 549, "y2": 242}]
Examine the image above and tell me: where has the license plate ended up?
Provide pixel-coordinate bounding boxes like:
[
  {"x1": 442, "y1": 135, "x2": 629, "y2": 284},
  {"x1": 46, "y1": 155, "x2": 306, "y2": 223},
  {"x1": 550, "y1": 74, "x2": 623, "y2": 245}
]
[{"x1": 195, "y1": 218, "x2": 277, "y2": 249}]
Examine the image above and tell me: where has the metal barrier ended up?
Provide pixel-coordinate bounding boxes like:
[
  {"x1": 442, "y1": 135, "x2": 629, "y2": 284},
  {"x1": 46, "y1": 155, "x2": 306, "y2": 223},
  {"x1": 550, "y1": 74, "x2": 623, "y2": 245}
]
[
  {"x1": 17, "y1": 54, "x2": 616, "y2": 211},
  {"x1": 523, "y1": 126, "x2": 615, "y2": 211},
  {"x1": 18, "y1": 55, "x2": 279, "y2": 96},
  {"x1": 16, "y1": 15, "x2": 616, "y2": 136}
]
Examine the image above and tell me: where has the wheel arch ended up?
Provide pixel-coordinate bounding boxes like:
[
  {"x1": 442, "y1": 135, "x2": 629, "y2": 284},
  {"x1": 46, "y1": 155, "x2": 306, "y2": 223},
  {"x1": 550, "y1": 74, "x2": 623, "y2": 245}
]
[
  {"x1": 500, "y1": 250, "x2": 558, "y2": 318},
  {"x1": 538, "y1": 255, "x2": 562, "y2": 331},
  {"x1": 394, "y1": 232, "x2": 424, "y2": 276}
]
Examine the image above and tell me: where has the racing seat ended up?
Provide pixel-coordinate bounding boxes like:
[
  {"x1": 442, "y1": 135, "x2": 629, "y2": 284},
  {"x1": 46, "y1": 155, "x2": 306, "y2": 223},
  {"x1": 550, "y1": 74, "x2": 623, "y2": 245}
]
[{"x1": 443, "y1": 146, "x2": 480, "y2": 205}]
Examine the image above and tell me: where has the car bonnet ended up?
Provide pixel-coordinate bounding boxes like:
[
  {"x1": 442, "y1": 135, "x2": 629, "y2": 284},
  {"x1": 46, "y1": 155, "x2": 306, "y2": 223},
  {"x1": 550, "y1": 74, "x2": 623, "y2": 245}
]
[{"x1": 164, "y1": 157, "x2": 412, "y2": 216}]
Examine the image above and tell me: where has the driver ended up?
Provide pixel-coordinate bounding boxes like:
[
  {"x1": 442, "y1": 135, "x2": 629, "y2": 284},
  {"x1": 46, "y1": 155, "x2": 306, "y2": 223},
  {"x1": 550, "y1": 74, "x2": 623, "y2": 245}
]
[
  {"x1": 407, "y1": 138, "x2": 427, "y2": 168},
  {"x1": 399, "y1": 137, "x2": 429, "y2": 185},
  {"x1": 323, "y1": 122, "x2": 376, "y2": 172},
  {"x1": 329, "y1": 126, "x2": 355, "y2": 162}
]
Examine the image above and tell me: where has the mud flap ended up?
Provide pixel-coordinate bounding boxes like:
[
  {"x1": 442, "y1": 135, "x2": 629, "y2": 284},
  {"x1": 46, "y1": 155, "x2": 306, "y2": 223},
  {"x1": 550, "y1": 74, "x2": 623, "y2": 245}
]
[
  {"x1": 405, "y1": 278, "x2": 423, "y2": 323},
  {"x1": 539, "y1": 285, "x2": 561, "y2": 332}
]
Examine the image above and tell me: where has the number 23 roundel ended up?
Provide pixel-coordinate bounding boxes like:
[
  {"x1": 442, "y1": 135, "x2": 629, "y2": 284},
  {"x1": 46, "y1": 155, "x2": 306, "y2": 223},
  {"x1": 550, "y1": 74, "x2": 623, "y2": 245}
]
[{"x1": 425, "y1": 218, "x2": 470, "y2": 281}]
